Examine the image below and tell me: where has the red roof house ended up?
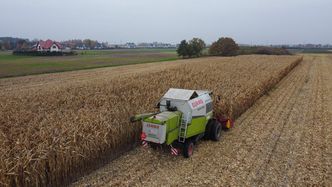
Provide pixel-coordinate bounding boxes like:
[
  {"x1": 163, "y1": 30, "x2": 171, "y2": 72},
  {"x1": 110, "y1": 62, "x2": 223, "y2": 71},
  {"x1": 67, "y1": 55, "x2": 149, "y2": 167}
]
[{"x1": 34, "y1": 39, "x2": 63, "y2": 52}]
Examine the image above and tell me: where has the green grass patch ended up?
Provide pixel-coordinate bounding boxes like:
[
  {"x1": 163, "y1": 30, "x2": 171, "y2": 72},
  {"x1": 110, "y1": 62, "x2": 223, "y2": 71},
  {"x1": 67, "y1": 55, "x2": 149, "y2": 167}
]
[{"x1": 0, "y1": 49, "x2": 179, "y2": 78}]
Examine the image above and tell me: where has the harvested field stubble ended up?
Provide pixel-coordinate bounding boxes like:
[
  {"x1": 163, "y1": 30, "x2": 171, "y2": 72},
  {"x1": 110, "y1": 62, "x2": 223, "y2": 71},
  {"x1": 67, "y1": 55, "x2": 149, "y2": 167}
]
[
  {"x1": 0, "y1": 55, "x2": 302, "y2": 186},
  {"x1": 72, "y1": 55, "x2": 332, "y2": 187}
]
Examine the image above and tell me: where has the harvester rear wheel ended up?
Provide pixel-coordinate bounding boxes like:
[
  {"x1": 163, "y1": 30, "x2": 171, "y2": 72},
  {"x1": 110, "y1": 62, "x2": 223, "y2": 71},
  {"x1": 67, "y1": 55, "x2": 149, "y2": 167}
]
[
  {"x1": 183, "y1": 141, "x2": 194, "y2": 158},
  {"x1": 211, "y1": 120, "x2": 222, "y2": 141}
]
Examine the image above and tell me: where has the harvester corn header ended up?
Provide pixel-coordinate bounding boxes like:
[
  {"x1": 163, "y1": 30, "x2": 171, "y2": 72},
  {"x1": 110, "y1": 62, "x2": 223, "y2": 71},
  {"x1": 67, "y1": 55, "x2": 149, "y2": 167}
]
[{"x1": 130, "y1": 88, "x2": 233, "y2": 158}]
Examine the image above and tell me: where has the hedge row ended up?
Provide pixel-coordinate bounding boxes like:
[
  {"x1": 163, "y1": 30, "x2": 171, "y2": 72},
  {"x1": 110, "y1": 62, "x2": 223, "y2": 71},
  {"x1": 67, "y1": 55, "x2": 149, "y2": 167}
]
[{"x1": 13, "y1": 51, "x2": 77, "y2": 56}]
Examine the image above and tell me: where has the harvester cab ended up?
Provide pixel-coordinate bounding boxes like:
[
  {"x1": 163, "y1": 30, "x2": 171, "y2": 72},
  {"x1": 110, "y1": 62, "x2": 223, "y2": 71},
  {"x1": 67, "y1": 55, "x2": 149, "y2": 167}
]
[{"x1": 130, "y1": 88, "x2": 233, "y2": 158}]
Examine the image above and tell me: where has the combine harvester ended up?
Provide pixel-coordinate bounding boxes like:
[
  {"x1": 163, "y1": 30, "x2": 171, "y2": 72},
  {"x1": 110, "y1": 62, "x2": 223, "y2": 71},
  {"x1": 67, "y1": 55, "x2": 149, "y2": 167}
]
[{"x1": 130, "y1": 88, "x2": 233, "y2": 158}]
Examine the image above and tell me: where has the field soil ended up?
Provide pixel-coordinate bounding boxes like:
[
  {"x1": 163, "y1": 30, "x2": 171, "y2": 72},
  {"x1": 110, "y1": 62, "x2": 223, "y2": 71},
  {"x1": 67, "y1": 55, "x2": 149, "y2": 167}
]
[{"x1": 72, "y1": 55, "x2": 332, "y2": 186}]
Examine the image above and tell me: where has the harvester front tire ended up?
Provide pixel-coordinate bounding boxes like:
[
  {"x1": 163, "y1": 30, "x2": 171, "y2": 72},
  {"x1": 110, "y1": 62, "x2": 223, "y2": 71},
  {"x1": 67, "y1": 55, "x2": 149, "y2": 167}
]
[
  {"x1": 211, "y1": 121, "x2": 222, "y2": 141},
  {"x1": 183, "y1": 141, "x2": 194, "y2": 158},
  {"x1": 150, "y1": 143, "x2": 159, "y2": 150}
]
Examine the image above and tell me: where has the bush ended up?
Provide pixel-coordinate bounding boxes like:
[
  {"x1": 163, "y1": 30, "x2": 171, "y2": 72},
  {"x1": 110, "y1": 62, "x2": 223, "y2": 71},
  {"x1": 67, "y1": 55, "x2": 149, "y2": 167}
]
[
  {"x1": 238, "y1": 46, "x2": 291, "y2": 55},
  {"x1": 254, "y1": 47, "x2": 291, "y2": 55},
  {"x1": 209, "y1": 37, "x2": 239, "y2": 56}
]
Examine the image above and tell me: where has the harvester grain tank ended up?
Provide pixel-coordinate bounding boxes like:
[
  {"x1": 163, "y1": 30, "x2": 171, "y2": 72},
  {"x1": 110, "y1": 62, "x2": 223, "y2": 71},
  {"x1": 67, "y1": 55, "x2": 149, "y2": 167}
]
[{"x1": 130, "y1": 88, "x2": 233, "y2": 158}]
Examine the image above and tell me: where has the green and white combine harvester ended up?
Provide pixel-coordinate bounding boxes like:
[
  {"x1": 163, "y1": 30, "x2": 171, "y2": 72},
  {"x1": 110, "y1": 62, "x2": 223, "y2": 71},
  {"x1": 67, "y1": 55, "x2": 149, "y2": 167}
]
[{"x1": 130, "y1": 88, "x2": 233, "y2": 158}]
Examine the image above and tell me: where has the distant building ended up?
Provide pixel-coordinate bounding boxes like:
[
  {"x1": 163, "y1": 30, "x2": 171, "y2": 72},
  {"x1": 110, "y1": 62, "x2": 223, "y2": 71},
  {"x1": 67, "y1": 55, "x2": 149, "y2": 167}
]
[
  {"x1": 32, "y1": 39, "x2": 63, "y2": 52},
  {"x1": 108, "y1": 42, "x2": 176, "y2": 49},
  {"x1": 125, "y1": 42, "x2": 136, "y2": 48},
  {"x1": 137, "y1": 42, "x2": 176, "y2": 48}
]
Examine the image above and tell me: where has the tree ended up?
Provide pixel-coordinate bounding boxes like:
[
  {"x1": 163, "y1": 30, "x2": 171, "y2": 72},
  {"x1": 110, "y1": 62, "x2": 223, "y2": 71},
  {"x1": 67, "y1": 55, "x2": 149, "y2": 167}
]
[
  {"x1": 189, "y1": 38, "x2": 206, "y2": 57},
  {"x1": 83, "y1": 39, "x2": 97, "y2": 49},
  {"x1": 3, "y1": 41, "x2": 12, "y2": 50},
  {"x1": 177, "y1": 38, "x2": 206, "y2": 58},
  {"x1": 16, "y1": 39, "x2": 29, "y2": 50},
  {"x1": 83, "y1": 39, "x2": 91, "y2": 49},
  {"x1": 209, "y1": 37, "x2": 239, "y2": 56},
  {"x1": 177, "y1": 40, "x2": 189, "y2": 58},
  {"x1": 90, "y1": 40, "x2": 97, "y2": 49}
]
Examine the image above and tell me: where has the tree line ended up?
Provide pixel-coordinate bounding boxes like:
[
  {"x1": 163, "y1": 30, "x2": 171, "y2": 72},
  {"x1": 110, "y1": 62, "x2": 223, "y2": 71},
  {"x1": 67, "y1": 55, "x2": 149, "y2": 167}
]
[
  {"x1": 62, "y1": 39, "x2": 109, "y2": 49},
  {"x1": 177, "y1": 37, "x2": 239, "y2": 58},
  {"x1": 177, "y1": 37, "x2": 290, "y2": 58},
  {"x1": 0, "y1": 37, "x2": 30, "y2": 50},
  {"x1": 0, "y1": 37, "x2": 109, "y2": 50}
]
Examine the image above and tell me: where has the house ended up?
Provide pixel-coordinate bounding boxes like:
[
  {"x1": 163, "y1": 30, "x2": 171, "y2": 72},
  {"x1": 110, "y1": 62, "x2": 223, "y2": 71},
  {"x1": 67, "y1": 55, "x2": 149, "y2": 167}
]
[{"x1": 33, "y1": 39, "x2": 63, "y2": 52}]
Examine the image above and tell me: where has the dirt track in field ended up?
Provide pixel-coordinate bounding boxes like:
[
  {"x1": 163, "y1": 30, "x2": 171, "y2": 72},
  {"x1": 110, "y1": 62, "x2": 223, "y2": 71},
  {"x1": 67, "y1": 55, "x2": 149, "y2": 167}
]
[{"x1": 72, "y1": 55, "x2": 332, "y2": 186}]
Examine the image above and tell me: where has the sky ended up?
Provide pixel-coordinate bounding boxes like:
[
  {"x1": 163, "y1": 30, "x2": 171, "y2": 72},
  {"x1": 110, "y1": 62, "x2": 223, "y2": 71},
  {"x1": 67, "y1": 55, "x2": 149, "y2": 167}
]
[{"x1": 1, "y1": 0, "x2": 331, "y2": 45}]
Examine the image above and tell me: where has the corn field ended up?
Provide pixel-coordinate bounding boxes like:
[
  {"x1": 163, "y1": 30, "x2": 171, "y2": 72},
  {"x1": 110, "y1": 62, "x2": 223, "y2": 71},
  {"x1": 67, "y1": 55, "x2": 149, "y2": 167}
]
[
  {"x1": 0, "y1": 55, "x2": 302, "y2": 186},
  {"x1": 73, "y1": 54, "x2": 332, "y2": 187}
]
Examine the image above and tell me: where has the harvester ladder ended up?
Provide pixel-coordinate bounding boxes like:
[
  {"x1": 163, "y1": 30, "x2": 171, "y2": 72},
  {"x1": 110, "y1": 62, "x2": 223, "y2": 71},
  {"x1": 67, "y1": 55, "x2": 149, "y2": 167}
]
[{"x1": 178, "y1": 112, "x2": 191, "y2": 143}]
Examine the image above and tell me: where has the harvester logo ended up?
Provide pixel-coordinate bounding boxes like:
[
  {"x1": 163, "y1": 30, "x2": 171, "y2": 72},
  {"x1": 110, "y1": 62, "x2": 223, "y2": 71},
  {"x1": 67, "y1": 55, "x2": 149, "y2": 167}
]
[
  {"x1": 147, "y1": 123, "x2": 159, "y2": 129},
  {"x1": 191, "y1": 99, "x2": 204, "y2": 108}
]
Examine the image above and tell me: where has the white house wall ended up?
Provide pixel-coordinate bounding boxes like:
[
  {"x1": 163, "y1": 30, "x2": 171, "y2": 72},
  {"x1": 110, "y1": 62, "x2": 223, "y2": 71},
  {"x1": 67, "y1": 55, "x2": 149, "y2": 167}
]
[
  {"x1": 37, "y1": 44, "x2": 42, "y2": 52},
  {"x1": 50, "y1": 44, "x2": 59, "y2": 52}
]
